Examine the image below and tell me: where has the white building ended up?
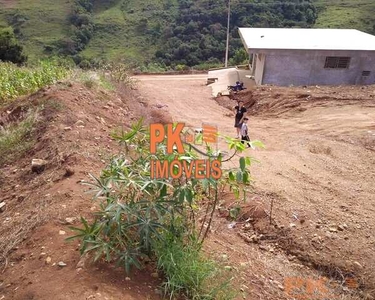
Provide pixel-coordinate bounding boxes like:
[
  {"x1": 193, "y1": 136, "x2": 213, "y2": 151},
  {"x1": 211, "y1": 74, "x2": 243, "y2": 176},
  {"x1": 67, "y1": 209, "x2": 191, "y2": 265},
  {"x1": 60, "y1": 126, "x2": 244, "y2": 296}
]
[{"x1": 239, "y1": 28, "x2": 375, "y2": 86}]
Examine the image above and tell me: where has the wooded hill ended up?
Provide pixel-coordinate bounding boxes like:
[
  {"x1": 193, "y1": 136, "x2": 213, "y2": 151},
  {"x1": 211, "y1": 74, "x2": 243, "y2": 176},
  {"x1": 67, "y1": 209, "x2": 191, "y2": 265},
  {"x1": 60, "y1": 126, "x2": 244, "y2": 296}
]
[{"x1": 0, "y1": 0, "x2": 374, "y2": 70}]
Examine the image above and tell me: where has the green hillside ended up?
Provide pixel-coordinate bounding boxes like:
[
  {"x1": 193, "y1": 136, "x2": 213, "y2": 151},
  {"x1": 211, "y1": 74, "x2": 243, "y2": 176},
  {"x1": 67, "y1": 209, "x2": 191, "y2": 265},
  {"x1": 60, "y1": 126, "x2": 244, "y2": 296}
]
[
  {"x1": 314, "y1": 0, "x2": 375, "y2": 33},
  {"x1": 0, "y1": 0, "x2": 72, "y2": 61},
  {"x1": 82, "y1": 0, "x2": 180, "y2": 67},
  {"x1": 0, "y1": 0, "x2": 374, "y2": 69}
]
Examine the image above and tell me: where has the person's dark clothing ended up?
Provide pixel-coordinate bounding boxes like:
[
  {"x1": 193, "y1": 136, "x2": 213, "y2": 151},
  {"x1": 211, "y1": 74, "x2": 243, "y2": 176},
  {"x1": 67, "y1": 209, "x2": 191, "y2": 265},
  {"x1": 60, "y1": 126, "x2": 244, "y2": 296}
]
[
  {"x1": 234, "y1": 106, "x2": 247, "y2": 128},
  {"x1": 241, "y1": 135, "x2": 251, "y2": 147},
  {"x1": 235, "y1": 82, "x2": 243, "y2": 91}
]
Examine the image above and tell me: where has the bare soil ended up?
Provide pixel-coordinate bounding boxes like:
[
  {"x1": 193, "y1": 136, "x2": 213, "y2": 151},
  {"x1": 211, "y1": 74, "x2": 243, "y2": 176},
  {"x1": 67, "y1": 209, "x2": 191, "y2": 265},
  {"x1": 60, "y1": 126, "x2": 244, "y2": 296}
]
[
  {"x1": 138, "y1": 76, "x2": 375, "y2": 299},
  {"x1": 0, "y1": 81, "x2": 164, "y2": 300},
  {"x1": 1, "y1": 75, "x2": 374, "y2": 300}
]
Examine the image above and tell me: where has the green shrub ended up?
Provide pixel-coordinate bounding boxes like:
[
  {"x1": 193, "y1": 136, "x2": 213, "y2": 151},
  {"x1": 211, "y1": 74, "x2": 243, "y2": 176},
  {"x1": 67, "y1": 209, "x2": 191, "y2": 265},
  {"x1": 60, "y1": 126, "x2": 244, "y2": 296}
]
[
  {"x1": 98, "y1": 74, "x2": 115, "y2": 91},
  {"x1": 175, "y1": 64, "x2": 189, "y2": 72},
  {"x1": 69, "y1": 120, "x2": 263, "y2": 299},
  {"x1": 78, "y1": 71, "x2": 98, "y2": 89},
  {"x1": 0, "y1": 27, "x2": 27, "y2": 64},
  {"x1": 229, "y1": 49, "x2": 248, "y2": 66},
  {"x1": 155, "y1": 236, "x2": 235, "y2": 300}
]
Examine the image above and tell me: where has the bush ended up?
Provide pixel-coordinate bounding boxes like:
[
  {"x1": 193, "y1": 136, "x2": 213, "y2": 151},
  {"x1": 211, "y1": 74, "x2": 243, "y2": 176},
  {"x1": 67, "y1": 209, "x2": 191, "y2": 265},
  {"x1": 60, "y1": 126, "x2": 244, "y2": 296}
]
[
  {"x1": 0, "y1": 28, "x2": 27, "y2": 64},
  {"x1": 69, "y1": 120, "x2": 263, "y2": 299},
  {"x1": 175, "y1": 64, "x2": 189, "y2": 72},
  {"x1": 57, "y1": 0, "x2": 95, "y2": 56},
  {"x1": 155, "y1": 236, "x2": 235, "y2": 300},
  {"x1": 229, "y1": 49, "x2": 248, "y2": 66}
]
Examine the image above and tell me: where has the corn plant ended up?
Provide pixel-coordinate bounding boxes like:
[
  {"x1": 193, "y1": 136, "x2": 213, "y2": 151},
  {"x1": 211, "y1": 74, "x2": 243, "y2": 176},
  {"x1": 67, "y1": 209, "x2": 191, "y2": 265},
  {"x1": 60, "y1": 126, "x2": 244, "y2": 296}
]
[{"x1": 0, "y1": 60, "x2": 71, "y2": 103}]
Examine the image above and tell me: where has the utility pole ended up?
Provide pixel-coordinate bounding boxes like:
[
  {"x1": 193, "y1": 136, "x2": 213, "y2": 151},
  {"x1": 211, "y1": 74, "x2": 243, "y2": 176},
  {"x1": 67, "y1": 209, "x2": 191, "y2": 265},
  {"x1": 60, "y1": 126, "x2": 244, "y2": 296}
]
[{"x1": 224, "y1": 0, "x2": 231, "y2": 68}]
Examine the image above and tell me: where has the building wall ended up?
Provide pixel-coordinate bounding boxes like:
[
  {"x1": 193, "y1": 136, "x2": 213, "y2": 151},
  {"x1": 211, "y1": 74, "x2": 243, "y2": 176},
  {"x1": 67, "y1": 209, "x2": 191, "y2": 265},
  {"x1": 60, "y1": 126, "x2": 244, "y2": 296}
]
[
  {"x1": 254, "y1": 53, "x2": 266, "y2": 85},
  {"x1": 255, "y1": 50, "x2": 375, "y2": 86}
]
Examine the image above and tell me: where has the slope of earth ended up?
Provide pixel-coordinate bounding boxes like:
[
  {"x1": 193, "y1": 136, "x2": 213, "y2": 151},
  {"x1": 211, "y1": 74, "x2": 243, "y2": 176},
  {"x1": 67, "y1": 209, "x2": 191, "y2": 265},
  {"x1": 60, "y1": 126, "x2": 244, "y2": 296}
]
[
  {"x1": 137, "y1": 74, "x2": 375, "y2": 299},
  {"x1": 81, "y1": 0, "x2": 177, "y2": 64},
  {"x1": 0, "y1": 0, "x2": 73, "y2": 60},
  {"x1": 314, "y1": 0, "x2": 375, "y2": 34},
  {"x1": 0, "y1": 80, "x2": 166, "y2": 299}
]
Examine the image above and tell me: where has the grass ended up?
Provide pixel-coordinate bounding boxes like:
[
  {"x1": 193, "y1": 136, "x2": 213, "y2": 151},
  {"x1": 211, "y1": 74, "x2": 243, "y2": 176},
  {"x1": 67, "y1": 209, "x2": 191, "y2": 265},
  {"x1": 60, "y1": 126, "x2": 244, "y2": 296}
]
[
  {"x1": 0, "y1": 109, "x2": 38, "y2": 165},
  {"x1": 76, "y1": 70, "x2": 115, "y2": 91},
  {"x1": 0, "y1": 0, "x2": 72, "y2": 61},
  {"x1": 0, "y1": 60, "x2": 70, "y2": 103},
  {"x1": 155, "y1": 237, "x2": 235, "y2": 300},
  {"x1": 81, "y1": 0, "x2": 168, "y2": 64},
  {"x1": 314, "y1": 0, "x2": 375, "y2": 33},
  {"x1": 0, "y1": 0, "x2": 175, "y2": 65}
]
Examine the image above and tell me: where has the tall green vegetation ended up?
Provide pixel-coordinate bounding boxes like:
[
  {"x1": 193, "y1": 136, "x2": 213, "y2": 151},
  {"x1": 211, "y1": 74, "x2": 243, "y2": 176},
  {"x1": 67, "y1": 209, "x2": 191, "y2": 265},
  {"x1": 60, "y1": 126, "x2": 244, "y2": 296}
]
[
  {"x1": 0, "y1": 0, "x2": 320, "y2": 69},
  {"x1": 2, "y1": 0, "x2": 375, "y2": 69},
  {"x1": 156, "y1": 0, "x2": 317, "y2": 67},
  {"x1": 0, "y1": 60, "x2": 70, "y2": 102},
  {"x1": 0, "y1": 27, "x2": 27, "y2": 64},
  {"x1": 54, "y1": 0, "x2": 95, "y2": 58},
  {"x1": 69, "y1": 120, "x2": 262, "y2": 298}
]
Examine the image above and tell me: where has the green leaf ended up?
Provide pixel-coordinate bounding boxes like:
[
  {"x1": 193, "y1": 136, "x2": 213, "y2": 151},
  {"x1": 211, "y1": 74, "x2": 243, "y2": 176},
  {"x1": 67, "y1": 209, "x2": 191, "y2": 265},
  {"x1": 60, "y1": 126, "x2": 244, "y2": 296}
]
[
  {"x1": 236, "y1": 171, "x2": 242, "y2": 183},
  {"x1": 250, "y1": 140, "x2": 265, "y2": 149},
  {"x1": 239, "y1": 157, "x2": 246, "y2": 171},
  {"x1": 243, "y1": 172, "x2": 249, "y2": 184}
]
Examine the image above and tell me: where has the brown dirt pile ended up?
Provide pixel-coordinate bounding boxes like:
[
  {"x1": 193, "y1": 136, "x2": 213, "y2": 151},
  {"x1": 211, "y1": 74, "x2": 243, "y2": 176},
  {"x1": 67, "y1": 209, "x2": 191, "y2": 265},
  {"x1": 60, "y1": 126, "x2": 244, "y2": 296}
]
[{"x1": 217, "y1": 84, "x2": 375, "y2": 118}]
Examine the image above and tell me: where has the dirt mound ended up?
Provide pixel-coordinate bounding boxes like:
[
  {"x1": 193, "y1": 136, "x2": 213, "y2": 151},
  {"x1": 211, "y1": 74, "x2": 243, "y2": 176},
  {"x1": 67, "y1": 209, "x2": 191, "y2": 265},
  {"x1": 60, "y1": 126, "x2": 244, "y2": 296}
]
[
  {"x1": 0, "y1": 82, "x2": 162, "y2": 299},
  {"x1": 216, "y1": 85, "x2": 375, "y2": 118},
  {"x1": 217, "y1": 193, "x2": 369, "y2": 299}
]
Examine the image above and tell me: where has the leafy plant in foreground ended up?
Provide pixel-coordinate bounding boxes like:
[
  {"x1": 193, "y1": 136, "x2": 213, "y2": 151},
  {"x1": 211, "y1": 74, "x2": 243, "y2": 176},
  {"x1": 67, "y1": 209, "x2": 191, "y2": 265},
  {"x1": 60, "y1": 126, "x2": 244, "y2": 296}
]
[{"x1": 69, "y1": 119, "x2": 264, "y2": 298}]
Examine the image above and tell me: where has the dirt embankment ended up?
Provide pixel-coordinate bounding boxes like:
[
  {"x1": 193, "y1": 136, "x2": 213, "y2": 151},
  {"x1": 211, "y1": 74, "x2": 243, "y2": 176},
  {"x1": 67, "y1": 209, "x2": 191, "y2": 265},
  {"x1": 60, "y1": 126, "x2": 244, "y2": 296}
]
[
  {"x1": 0, "y1": 81, "x2": 171, "y2": 300},
  {"x1": 217, "y1": 84, "x2": 375, "y2": 115}
]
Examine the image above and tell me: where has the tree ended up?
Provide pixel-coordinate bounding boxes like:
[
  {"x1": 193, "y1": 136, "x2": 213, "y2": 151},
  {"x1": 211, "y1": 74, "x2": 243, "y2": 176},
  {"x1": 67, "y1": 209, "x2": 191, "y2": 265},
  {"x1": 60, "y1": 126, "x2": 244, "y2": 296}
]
[
  {"x1": 157, "y1": 0, "x2": 317, "y2": 67},
  {"x1": 0, "y1": 28, "x2": 27, "y2": 64}
]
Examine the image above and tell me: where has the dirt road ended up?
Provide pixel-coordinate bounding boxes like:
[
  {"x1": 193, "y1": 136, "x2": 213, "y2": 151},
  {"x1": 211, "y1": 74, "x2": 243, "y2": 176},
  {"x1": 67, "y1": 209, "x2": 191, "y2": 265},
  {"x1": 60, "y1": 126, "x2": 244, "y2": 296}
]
[
  {"x1": 137, "y1": 74, "x2": 375, "y2": 299},
  {"x1": 135, "y1": 74, "x2": 230, "y2": 129},
  {"x1": 2, "y1": 75, "x2": 374, "y2": 300}
]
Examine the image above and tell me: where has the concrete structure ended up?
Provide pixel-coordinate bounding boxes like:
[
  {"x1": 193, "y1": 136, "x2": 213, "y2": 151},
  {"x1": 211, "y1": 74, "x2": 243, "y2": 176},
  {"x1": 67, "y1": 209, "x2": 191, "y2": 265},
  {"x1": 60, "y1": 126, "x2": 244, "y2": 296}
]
[
  {"x1": 207, "y1": 67, "x2": 254, "y2": 97},
  {"x1": 239, "y1": 28, "x2": 375, "y2": 86}
]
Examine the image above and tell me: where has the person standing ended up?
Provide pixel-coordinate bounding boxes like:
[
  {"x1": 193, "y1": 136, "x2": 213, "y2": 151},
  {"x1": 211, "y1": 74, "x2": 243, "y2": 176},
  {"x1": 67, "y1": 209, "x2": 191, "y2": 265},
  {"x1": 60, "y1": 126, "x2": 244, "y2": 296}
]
[
  {"x1": 240, "y1": 117, "x2": 251, "y2": 148},
  {"x1": 234, "y1": 100, "x2": 247, "y2": 138}
]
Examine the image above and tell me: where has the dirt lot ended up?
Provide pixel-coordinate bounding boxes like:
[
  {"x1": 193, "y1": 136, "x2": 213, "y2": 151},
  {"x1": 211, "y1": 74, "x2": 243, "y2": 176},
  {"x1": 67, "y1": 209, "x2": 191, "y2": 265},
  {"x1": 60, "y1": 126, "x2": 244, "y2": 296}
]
[
  {"x1": 0, "y1": 75, "x2": 374, "y2": 300},
  {"x1": 138, "y1": 76, "x2": 375, "y2": 299}
]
